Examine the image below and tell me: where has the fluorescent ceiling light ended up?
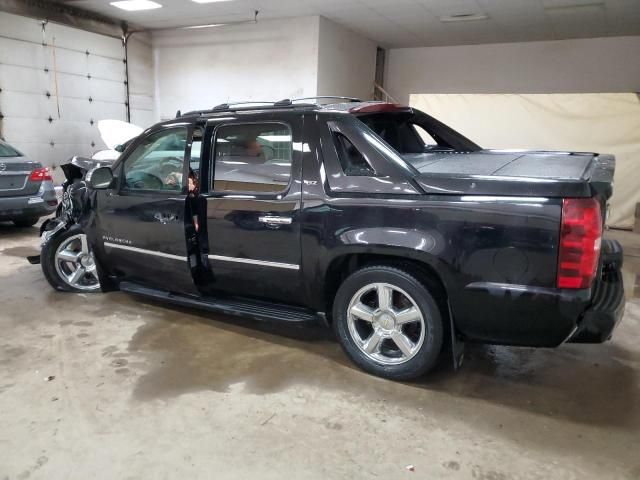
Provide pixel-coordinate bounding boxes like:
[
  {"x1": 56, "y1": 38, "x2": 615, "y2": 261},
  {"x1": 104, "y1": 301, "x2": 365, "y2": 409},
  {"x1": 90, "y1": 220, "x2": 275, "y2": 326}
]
[
  {"x1": 543, "y1": 0, "x2": 603, "y2": 9},
  {"x1": 110, "y1": 0, "x2": 162, "y2": 11},
  {"x1": 440, "y1": 13, "x2": 489, "y2": 23},
  {"x1": 192, "y1": 0, "x2": 235, "y2": 3},
  {"x1": 182, "y1": 23, "x2": 224, "y2": 29}
]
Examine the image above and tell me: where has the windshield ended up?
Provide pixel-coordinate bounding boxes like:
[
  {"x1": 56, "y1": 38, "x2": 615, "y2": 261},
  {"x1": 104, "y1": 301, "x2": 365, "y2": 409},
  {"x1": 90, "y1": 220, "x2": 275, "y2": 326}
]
[
  {"x1": 0, "y1": 141, "x2": 22, "y2": 157},
  {"x1": 356, "y1": 110, "x2": 481, "y2": 154}
]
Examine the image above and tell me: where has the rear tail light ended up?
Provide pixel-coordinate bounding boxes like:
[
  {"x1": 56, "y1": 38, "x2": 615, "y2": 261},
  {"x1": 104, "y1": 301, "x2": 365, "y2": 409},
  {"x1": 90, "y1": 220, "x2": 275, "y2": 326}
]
[
  {"x1": 557, "y1": 198, "x2": 603, "y2": 289},
  {"x1": 29, "y1": 167, "x2": 52, "y2": 182}
]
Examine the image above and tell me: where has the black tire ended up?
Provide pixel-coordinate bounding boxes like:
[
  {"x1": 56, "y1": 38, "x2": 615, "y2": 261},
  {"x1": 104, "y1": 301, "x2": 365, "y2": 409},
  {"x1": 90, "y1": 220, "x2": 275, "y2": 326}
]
[
  {"x1": 333, "y1": 265, "x2": 444, "y2": 380},
  {"x1": 41, "y1": 225, "x2": 101, "y2": 293},
  {"x1": 12, "y1": 216, "x2": 39, "y2": 228}
]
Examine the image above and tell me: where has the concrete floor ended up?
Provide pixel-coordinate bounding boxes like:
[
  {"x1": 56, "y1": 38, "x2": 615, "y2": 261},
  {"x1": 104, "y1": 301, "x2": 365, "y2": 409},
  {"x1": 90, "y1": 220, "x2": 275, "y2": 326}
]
[{"x1": 1, "y1": 223, "x2": 639, "y2": 480}]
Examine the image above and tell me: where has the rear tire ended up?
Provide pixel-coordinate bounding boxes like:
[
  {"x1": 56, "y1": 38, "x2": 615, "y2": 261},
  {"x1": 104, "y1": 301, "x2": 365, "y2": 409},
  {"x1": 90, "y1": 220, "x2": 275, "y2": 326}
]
[
  {"x1": 333, "y1": 265, "x2": 444, "y2": 380},
  {"x1": 12, "y1": 217, "x2": 39, "y2": 228},
  {"x1": 41, "y1": 225, "x2": 101, "y2": 293}
]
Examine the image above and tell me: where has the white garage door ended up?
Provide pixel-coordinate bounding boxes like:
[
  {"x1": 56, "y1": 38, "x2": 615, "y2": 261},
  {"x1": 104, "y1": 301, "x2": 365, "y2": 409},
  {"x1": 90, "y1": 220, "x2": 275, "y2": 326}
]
[
  {"x1": 410, "y1": 93, "x2": 640, "y2": 229},
  {"x1": 0, "y1": 11, "x2": 126, "y2": 181}
]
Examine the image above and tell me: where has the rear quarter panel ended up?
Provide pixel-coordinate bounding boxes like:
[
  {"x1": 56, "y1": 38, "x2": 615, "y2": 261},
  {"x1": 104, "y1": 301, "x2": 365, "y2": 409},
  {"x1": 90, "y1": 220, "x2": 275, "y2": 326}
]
[
  {"x1": 300, "y1": 126, "x2": 583, "y2": 345},
  {"x1": 301, "y1": 194, "x2": 577, "y2": 345},
  {"x1": 300, "y1": 111, "x2": 590, "y2": 346}
]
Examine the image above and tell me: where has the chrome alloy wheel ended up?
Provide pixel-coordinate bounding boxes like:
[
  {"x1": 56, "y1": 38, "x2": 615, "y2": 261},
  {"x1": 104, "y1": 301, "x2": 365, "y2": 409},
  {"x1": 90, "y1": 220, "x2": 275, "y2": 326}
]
[
  {"x1": 54, "y1": 233, "x2": 101, "y2": 291},
  {"x1": 347, "y1": 282, "x2": 426, "y2": 365}
]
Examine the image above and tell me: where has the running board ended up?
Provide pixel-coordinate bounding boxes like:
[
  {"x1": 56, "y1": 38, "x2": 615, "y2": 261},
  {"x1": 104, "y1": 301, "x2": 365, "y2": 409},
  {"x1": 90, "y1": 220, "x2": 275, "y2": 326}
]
[{"x1": 119, "y1": 281, "x2": 320, "y2": 325}]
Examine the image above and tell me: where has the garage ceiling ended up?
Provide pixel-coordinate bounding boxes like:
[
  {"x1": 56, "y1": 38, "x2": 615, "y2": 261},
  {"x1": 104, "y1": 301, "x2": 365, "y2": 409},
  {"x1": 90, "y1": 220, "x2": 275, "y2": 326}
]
[{"x1": 61, "y1": 0, "x2": 640, "y2": 47}]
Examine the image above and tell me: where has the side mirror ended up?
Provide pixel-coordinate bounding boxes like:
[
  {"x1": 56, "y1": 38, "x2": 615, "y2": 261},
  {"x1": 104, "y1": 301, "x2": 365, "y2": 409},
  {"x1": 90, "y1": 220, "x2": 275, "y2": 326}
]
[{"x1": 86, "y1": 166, "x2": 114, "y2": 190}]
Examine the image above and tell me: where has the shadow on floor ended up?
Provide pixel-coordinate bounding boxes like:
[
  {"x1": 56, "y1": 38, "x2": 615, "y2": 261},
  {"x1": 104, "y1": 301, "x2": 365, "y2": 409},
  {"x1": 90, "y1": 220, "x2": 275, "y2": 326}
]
[{"x1": 121, "y1": 293, "x2": 639, "y2": 436}]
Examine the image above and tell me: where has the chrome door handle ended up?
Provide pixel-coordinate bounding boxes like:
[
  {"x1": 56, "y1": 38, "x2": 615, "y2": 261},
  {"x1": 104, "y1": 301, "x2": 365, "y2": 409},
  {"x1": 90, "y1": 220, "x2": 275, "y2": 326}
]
[{"x1": 258, "y1": 216, "x2": 292, "y2": 225}]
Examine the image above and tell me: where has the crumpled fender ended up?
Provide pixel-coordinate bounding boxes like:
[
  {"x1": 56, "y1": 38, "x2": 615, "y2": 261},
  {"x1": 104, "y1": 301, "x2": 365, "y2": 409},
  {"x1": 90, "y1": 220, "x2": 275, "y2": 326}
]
[
  {"x1": 29, "y1": 157, "x2": 105, "y2": 266},
  {"x1": 39, "y1": 218, "x2": 62, "y2": 238},
  {"x1": 27, "y1": 218, "x2": 67, "y2": 265}
]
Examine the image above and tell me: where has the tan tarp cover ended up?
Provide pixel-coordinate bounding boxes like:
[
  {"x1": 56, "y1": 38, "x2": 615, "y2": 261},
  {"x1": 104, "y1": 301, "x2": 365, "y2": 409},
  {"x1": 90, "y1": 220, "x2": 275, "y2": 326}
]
[{"x1": 410, "y1": 93, "x2": 640, "y2": 228}]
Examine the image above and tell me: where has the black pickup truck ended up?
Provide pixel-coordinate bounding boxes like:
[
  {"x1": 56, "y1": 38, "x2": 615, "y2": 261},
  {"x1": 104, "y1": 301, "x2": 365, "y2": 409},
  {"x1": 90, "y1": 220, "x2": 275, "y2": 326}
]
[{"x1": 35, "y1": 98, "x2": 625, "y2": 380}]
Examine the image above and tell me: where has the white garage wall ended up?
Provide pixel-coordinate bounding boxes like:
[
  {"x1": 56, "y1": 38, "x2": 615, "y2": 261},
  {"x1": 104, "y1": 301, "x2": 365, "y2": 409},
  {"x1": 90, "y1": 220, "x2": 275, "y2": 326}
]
[
  {"x1": 151, "y1": 15, "x2": 379, "y2": 119},
  {"x1": 316, "y1": 17, "x2": 377, "y2": 101},
  {"x1": 0, "y1": 11, "x2": 378, "y2": 174},
  {"x1": 152, "y1": 16, "x2": 321, "y2": 120},
  {"x1": 127, "y1": 32, "x2": 156, "y2": 128},
  {"x1": 0, "y1": 11, "x2": 156, "y2": 183},
  {"x1": 385, "y1": 36, "x2": 640, "y2": 104},
  {"x1": 411, "y1": 93, "x2": 640, "y2": 229},
  {"x1": 0, "y1": 11, "x2": 127, "y2": 176}
]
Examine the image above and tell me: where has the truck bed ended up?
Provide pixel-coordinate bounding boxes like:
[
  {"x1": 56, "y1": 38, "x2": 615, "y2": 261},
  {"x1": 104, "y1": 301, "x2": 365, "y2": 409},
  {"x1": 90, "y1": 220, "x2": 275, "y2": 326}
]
[{"x1": 405, "y1": 150, "x2": 615, "y2": 198}]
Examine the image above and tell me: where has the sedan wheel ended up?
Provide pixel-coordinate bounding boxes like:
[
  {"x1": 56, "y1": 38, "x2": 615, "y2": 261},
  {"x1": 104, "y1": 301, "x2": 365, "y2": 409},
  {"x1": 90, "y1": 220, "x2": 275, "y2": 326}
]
[{"x1": 54, "y1": 233, "x2": 101, "y2": 291}]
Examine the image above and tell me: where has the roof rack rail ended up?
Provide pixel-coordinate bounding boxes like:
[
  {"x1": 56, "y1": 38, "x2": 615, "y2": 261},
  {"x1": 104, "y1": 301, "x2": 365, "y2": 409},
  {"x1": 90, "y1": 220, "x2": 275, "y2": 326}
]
[
  {"x1": 178, "y1": 97, "x2": 361, "y2": 117},
  {"x1": 212, "y1": 100, "x2": 279, "y2": 111},
  {"x1": 180, "y1": 108, "x2": 218, "y2": 116},
  {"x1": 287, "y1": 96, "x2": 362, "y2": 103}
]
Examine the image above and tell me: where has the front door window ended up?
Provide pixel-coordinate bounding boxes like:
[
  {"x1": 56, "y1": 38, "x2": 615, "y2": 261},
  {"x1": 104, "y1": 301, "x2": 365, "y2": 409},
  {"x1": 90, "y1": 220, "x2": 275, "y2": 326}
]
[{"x1": 123, "y1": 128, "x2": 188, "y2": 192}]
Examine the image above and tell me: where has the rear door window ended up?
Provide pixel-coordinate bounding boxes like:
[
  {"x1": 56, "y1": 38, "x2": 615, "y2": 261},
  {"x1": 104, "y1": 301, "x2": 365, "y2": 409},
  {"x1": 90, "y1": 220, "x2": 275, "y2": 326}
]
[{"x1": 212, "y1": 123, "x2": 292, "y2": 193}]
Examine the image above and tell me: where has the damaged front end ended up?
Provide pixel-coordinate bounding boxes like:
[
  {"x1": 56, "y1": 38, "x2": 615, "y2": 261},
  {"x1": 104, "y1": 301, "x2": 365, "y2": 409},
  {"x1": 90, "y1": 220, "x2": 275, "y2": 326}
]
[{"x1": 27, "y1": 156, "x2": 112, "y2": 265}]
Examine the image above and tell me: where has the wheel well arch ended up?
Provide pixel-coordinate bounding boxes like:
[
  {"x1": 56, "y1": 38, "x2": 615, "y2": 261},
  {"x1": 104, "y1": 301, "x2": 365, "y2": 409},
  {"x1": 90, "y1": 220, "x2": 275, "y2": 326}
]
[{"x1": 323, "y1": 252, "x2": 450, "y2": 325}]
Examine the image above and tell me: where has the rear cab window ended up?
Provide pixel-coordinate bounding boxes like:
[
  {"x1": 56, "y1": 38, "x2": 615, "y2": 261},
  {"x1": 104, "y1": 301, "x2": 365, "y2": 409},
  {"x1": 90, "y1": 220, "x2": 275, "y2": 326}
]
[
  {"x1": 357, "y1": 113, "x2": 425, "y2": 154},
  {"x1": 356, "y1": 111, "x2": 479, "y2": 154},
  {"x1": 318, "y1": 114, "x2": 421, "y2": 196},
  {"x1": 412, "y1": 124, "x2": 437, "y2": 147}
]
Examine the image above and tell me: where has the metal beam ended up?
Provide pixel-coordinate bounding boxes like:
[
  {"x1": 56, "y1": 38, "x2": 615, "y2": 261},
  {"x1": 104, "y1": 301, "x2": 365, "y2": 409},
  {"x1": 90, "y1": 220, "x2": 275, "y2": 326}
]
[{"x1": 0, "y1": 0, "x2": 128, "y2": 39}]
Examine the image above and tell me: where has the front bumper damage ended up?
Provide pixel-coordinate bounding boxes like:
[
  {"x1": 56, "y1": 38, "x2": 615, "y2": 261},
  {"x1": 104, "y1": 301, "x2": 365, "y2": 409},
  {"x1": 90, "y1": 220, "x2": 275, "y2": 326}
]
[{"x1": 27, "y1": 218, "x2": 68, "y2": 265}]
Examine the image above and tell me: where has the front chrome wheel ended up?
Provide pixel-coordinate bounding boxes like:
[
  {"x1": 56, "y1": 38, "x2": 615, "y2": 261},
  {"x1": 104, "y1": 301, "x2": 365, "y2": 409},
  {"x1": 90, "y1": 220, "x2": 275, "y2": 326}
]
[
  {"x1": 347, "y1": 282, "x2": 426, "y2": 365},
  {"x1": 54, "y1": 233, "x2": 101, "y2": 292}
]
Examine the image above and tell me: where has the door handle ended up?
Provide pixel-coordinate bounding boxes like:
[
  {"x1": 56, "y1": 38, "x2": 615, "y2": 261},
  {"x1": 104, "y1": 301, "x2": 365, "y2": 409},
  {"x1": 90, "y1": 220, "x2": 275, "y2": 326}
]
[{"x1": 258, "y1": 215, "x2": 292, "y2": 225}]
